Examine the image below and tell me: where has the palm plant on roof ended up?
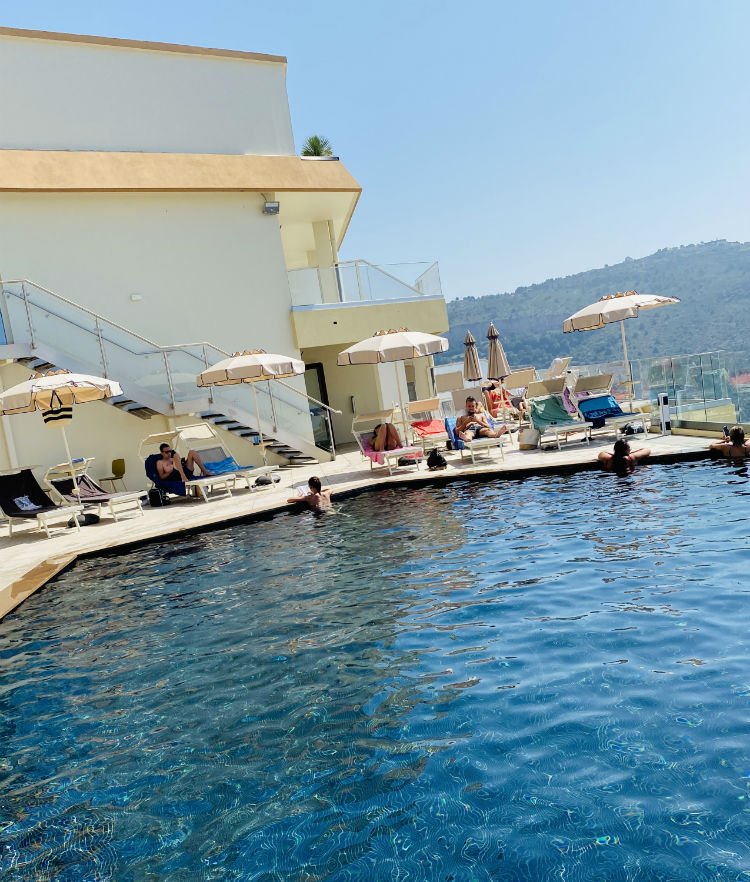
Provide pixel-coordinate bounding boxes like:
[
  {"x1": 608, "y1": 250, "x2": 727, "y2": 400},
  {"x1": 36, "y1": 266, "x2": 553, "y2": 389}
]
[{"x1": 301, "y1": 135, "x2": 334, "y2": 156}]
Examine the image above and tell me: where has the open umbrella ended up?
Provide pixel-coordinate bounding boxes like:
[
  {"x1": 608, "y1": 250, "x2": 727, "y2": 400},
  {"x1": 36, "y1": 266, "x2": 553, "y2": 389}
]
[
  {"x1": 563, "y1": 291, "x2": 680, "y2": 412},
  {"x1": 0, "y1": 369, "x2": 123, "y2": 486},
  {"x1": 197, "y1": 350, "x2": 305, "y2": 462},
  {"x1": 463, "y1": 331, "x2": 483, "y2": 383},
  {"x1": 337, "y1": 328, "x2": 449, "y2": 429}
]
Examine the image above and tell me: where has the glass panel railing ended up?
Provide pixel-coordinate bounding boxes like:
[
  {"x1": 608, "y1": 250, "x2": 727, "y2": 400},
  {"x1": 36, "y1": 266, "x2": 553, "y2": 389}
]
[
  {"x1": 288, "y1": 260, "x2": 441, "y2": 307},
  {"x1": 1, "y1": 285, "x2": 34, "y2": 347},
  {"x1": 25, "y1": 297, "x2": 107, "y2": 375}
]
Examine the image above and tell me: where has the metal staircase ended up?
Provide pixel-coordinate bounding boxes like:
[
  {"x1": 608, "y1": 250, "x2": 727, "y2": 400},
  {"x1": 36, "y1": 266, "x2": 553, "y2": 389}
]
[{"x1": 0, "y1": 281, "x2": 336, "y2": 467}]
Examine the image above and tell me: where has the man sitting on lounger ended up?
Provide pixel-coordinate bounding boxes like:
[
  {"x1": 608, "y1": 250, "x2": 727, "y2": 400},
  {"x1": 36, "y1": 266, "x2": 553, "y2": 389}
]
[
  {"x1": 156, "y1": 443, "x2": 210, "y2": 482},
  {"x1": 455, "y1": 397, "x2": 508, "y2": 443}
]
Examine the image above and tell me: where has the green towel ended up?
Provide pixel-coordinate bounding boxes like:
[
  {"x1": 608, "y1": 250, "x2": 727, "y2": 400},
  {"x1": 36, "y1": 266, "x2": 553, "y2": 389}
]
[{"x1": 530, "y1": 396, "x2": 577, "y2": 430}]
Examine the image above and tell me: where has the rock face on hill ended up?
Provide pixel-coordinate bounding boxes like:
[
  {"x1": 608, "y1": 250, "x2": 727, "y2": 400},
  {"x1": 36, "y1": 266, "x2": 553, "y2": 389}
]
[{"x1": 440, "y1": 240, "x2": 750, "y2": 368}]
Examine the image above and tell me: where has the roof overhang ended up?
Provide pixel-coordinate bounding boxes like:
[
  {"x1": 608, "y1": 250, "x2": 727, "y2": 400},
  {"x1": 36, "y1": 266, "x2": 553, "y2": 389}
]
[{"x1": 0, "y1": 150, "x2": 361, "y2": 251}]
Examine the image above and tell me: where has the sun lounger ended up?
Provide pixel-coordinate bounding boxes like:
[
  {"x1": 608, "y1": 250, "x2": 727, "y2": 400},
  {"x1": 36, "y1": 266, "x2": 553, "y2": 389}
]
[
  {"x1": 0, "y1": 468, "x2": 83, "y2": 537},
  {"x1": 527, "y1": 378, "x2": 592, "y2": 450},
  {"x1": 195, "y1": 446, "x2": 280, "y2": 490},
  {"x1": 407, "y1": 398, "x2": 450, "y2": 452},
  {"x1": 143, "y1": 454, "x2": 233, "y2": 503},
  {"x1": 352, "y1": 410, "x2": 424, "y2": 476},
  {"x1": 570, "y1": 374, "x2": 649, "y2": 436},
  {"x1": 46, "y1": 473, "x2": 145, "y2": 522},
  {"x1": 445, "y1": 417, "x2": 506, "y2": 465}
]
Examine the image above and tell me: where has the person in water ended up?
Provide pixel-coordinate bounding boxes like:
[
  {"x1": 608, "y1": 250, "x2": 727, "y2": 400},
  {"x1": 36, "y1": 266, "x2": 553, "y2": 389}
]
[
  {"x1": 455, "y1": 396, "x2": 508, "y2": 443},
  {"x1": 287, "y1": 475, "x2": 332, "y2": 510},
  {"x1": 156, "y1": 443, "x2": 210, "y2": 482},
  {"x1": 709, "y1": 425, "x2": 750, "y2": 458},
  {"x1": 598, "y1": 438, "x2": 651, "y2": 474}
]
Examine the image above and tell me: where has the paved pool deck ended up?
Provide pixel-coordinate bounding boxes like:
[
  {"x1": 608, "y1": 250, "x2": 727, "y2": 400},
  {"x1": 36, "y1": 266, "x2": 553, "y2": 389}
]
[{"x1": 0, "y1": 432, "x2": 713, "y2": 622}]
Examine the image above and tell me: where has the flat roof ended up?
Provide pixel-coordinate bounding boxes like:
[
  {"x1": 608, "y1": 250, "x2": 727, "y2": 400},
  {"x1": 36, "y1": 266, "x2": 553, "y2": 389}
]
[
  {"x1": 0, "y1": 151, "x2": 361, "y2": 193},
  {"x1": 0, "y1": 26, "x2": 286, "y2": 65}
]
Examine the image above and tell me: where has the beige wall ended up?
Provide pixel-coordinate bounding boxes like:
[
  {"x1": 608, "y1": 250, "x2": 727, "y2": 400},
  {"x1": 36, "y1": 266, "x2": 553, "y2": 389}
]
[
  {"x1": 0, "y1": 191, "x2": 299, "y2": 358},
  {"x1": 290, "y1": 297, "x2": 449, "y2": 350},
  {"x1": 0, "y1": 33, "x2": 294, "y2": 155}
]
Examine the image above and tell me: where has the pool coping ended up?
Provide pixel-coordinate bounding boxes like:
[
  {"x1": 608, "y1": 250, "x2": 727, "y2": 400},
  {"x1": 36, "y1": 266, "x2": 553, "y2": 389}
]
[{"x1": 0, "y1": 436, "x2": 715, "y2": 623}]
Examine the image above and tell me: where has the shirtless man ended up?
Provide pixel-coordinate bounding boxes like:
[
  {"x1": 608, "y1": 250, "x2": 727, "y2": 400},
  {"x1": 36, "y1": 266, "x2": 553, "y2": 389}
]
[
  {"x1": 709, "y1": 425, "x2": 750, "y2": 458},
  {"x1": 156, "y1": 443, "x2": 210, "y2": 483},
  {"x1": 455, "y1": 396, "x2": 507, "y2": 443}
]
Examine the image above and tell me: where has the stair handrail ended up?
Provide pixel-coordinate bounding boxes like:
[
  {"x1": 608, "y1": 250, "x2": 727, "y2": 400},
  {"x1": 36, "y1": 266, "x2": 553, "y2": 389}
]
[{"x1": 2, "y1": 278, "x2": 341, "y2": 432}]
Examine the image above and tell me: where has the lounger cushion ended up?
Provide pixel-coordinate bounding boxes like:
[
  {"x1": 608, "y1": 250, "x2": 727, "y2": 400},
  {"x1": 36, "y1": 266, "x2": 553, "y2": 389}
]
[
  {"x1": 51, "y1": 474, "x2": 144, "y2": 504},
  {"x1": 530, "y1": 397, "x2": 580, "y2": 431},
  {"x1": 204, "y1": 456, "x2": 241, "y2": 475},
  {"x1": 0, "y1": 469, "x2": 66, "y2": 519},
  {"x1": 412, "y1": 419, "x2": 447, "y2": 438},
  {"x1": 444, "y1": 418, "x2": 464, "y2": 450},
  {"x1": 577, "y1": 395, "x2": 624, "y2": 421}
]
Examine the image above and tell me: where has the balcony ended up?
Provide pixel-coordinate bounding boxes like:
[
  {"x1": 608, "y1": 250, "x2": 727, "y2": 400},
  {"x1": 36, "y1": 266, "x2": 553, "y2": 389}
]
[{"x1": 289, "y1": 260, "x2": 442, "y2": 309}]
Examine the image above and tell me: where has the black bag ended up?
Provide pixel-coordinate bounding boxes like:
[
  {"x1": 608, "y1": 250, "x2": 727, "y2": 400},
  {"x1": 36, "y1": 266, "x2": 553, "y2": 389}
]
[
  {"x1": 68, "y1": 512, "x2": 100, "y2": 528},
  {"x1": 427, "y1": 448, "x2": 447, "y2": 470},
  {"x1": 148, "y1": 487, "x2": 171, "y2": 507},
  {"x1": 254, "y1": 473, "x2": 281, "y2": 487}
]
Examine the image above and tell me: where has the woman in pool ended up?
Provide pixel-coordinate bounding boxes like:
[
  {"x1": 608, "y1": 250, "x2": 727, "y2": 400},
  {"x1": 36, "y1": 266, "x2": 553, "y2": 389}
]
[
  {"x1": 287, "y1": 475, "x2": 332, "y2": 511},
  {"x1": 709, "y1": 425, "x2": 750, "y2": 458},
  {"x1": 598, "y1": 438, "x2": 651, "y2": 475}
]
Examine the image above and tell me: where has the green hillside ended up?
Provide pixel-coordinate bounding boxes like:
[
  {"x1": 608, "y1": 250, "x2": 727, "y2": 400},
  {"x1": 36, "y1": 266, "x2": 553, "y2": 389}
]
[{"x1": 439, "y1": 240, "x2": 750, "y2": 369}]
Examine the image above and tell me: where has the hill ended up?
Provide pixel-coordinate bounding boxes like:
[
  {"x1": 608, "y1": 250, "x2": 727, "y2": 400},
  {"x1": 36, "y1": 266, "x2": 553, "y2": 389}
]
[{"x1": 439, "y1": 240, "x2": 750, "y2": 369}]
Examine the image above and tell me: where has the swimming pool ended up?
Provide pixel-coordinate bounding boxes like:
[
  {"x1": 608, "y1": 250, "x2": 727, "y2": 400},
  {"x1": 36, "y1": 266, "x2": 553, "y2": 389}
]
[{"x1": 1, "y1": 459, "x2": 748, "y2": 880}]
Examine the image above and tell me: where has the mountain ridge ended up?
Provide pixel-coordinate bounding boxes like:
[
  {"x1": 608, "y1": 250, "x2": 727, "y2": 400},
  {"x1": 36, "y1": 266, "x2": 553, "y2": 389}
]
[{"x1": 439, "y1": 240, "x2": 750, "y2": 368}]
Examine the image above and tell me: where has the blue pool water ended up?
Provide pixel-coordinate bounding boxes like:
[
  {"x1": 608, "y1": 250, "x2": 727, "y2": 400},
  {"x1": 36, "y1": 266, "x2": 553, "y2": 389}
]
[{"x1": 1, "y1": 459, "x2": 749, "y2": 881}]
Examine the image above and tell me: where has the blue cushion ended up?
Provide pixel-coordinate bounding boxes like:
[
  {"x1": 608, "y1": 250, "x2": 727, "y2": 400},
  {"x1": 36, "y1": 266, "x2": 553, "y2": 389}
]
[
  {"x1": 204, "y1": 456, "x2": 239, "y2": 475},
  {"x1": 444, "y1": 417, "x2": 465, "y2": 450},
  {"x1": 577, "y1": 395, "x2": 624, "y2": 421}
]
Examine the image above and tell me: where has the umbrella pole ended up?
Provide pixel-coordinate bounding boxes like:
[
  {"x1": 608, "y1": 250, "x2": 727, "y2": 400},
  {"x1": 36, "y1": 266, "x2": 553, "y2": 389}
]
[
  {"x1": 251, "y1": 382, "x2": 267, "y2": 465},
  {"x1": 394, "y1": 361, "x2": 407, "y2": 440},
  {"x1": 500, "y1": 380, "x2": 513, "y2": 446},
  {"x1": 59, "y1": 423, "x2": 79, "y2": 496},
  {"x1": 620, "y1": 320, "x2": 635, "y2": 414}
]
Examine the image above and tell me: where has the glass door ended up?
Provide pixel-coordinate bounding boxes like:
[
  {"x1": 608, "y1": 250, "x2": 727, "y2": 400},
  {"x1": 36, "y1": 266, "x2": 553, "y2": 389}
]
[{"x1": 304, "y1": 363, "x2": 335, "y2": 452}]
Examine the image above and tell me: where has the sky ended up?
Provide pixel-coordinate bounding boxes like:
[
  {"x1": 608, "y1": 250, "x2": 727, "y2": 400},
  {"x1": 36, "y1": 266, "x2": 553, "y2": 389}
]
[{"x1": 2, "y1": 0, "x2": 750, "y2": 300}]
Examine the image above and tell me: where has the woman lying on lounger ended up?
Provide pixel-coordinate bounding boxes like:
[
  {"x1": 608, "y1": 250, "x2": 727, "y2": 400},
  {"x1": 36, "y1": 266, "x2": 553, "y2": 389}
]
[
  {"x1": 372, "y1": 422, "x2": 402, "y2": 452},
  {"x1": 598, "y1": 439, "x2": 650, "y2": 476}
]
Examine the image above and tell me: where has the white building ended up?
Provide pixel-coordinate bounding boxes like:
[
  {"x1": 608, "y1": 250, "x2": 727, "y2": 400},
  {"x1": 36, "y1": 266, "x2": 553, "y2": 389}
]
[{"x1": 0, "y1": 27, "x2": 448, "y2": 483}]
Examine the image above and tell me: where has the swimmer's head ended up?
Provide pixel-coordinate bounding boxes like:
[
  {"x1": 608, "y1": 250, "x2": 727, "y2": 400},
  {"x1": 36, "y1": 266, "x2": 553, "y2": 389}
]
[
  {"x1": 729, "y1": 425, "x2": 745, "y2": 446},
  {"x1": 613, "y1": 439, "x2": 630, "y2": 458},
  {"x1": 308, "y1": 476, "x2": 322, "y2": 493}
]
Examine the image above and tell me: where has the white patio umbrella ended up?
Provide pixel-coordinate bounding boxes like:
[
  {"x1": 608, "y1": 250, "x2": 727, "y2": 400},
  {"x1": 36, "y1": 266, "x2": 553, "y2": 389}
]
[
  {"x1": 196, "y1": 350, "x2": 305, "y2": 462},
  {"x1": 463, "y1": 331, "x2": 483, "y2": 382},
  {"x1": 563, "y1": 291, "x2": 680, "y2": 412},
  {"x1": 337, "y1": 328, "x2": 449, "y2": 427},
  {"x1": 0, "y1": 369, "x2": 123, "y2": 485}
]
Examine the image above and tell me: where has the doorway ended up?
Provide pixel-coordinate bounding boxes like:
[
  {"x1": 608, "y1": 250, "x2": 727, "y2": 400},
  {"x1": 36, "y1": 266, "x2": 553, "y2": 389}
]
[{"x1": 304, "y1": 363, "x2": 335, "y2": 452}]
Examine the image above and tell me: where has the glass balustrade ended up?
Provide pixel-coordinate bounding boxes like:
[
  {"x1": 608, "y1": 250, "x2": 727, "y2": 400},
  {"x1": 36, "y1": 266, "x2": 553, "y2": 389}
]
[{"x1": 289, "y1": 260, "x2": 441, "y2": 307}]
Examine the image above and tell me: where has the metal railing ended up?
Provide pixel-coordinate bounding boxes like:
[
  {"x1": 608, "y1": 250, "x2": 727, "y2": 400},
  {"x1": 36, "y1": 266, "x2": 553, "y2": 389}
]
[
  {"x1": 288, "y1": 259, "x2": 442, "y2": 307},
  {"x1": 0, "y1": 280, "x2": 340, "y2": 455}
]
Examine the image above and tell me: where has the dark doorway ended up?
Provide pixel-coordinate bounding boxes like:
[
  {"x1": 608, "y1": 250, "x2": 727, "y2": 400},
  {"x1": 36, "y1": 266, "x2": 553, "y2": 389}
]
[{"x1": 304, "y1": 363, "x2": 335, "y2": 452}]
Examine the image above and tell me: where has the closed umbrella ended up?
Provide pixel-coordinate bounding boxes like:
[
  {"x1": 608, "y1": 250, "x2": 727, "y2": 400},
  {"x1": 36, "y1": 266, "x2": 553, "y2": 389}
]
[
  {"x1": 337, "y1": 328, "x2": 449, "y2": 428},
  {"x1": 486, "y1": 322, "x2": 513, "y2": 428},
  {"x1": 0, "y1": 369, "x2": 123, "y2": 486},
  {"x1": 197, "y1": 350, "x2": 305, "y2": 463},
  {"x1": 462, "y1": 331, "x2": 483, "y2": 383},
  {"x1": 563, "y1": 291, "x2": 680, "y2": 412}
]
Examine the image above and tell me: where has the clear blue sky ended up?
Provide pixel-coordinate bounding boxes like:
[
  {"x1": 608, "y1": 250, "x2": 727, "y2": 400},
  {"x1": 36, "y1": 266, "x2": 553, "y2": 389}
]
[{"x1": 3, "y1": 0, "x2": 749, "y2": 300}]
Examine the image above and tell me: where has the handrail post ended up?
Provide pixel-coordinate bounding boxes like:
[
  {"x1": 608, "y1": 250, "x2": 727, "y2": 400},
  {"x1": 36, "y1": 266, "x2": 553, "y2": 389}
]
[
  {"x1": 354, "y1": 260, "x2": 364, "y2": 301},
  {"x1": 163, "y1": 350, "x2": 176, "y2": 410},
  {"x1": 325, "y1": 408, "x2": 336, "y2": 459},
  {"x1": 21, "y1": 282, "x2": 36, "y2": 349},
  {"x1": 202, "y1": 345, "x2": 214, "y2": 404},
  {"x1": 268, "y1": 380, "x2": 278, "y2": 432},
  {"x1": 95, "y1": 317, "x2": 108, "y2": 377}
]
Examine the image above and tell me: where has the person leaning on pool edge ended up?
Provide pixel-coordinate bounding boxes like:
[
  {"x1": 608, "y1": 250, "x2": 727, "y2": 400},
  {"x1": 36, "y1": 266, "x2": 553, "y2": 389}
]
[
  {"x1": 598, "y1": 438, "x2": 651, "y2": 475},
  {"x1": 709, "y1": 425, "x2": 750, "y2": 458}
]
